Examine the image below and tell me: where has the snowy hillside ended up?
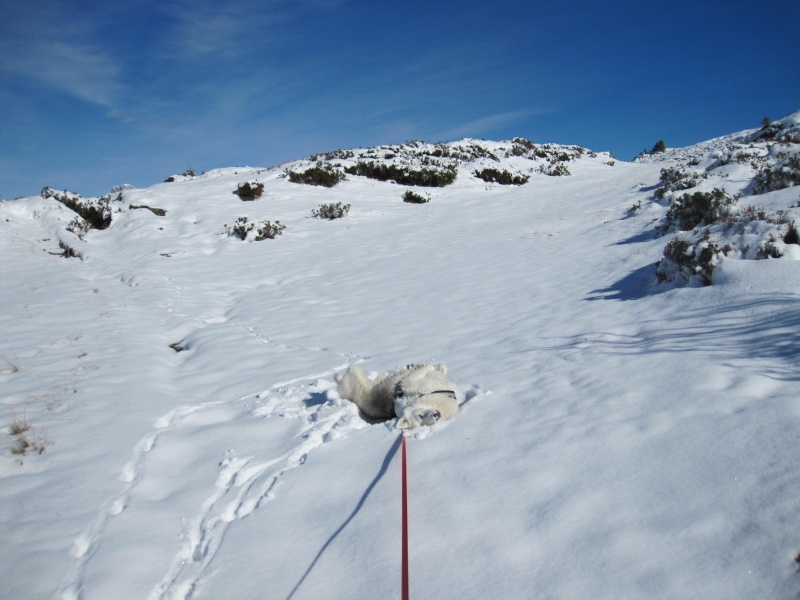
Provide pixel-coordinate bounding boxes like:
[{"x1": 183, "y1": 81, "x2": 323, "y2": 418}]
[{"x1": 2, "y1": 117, "x2": 800, "y2": 599}]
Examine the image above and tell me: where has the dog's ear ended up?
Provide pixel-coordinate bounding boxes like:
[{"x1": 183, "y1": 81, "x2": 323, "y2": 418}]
[
  {"x1": 334, "y1": 373, "x2": 343, "y2": 383},
  {"x1": 397, "y1": 417, "x2": 411, "y2": 429},
  {"x1": 434, "y1": 364, "x2": 447, "y2": 375}
]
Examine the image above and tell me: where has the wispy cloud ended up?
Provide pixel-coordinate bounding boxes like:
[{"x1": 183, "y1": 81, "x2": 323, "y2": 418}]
[
  {"x1": 430, "y1": 110, "x2": 549, "y2": 142},
  {"x1": 2, "y1": 39, "x2": 122, "y2": 107},
  {"x1": 153, "y1": 0, "x2": 330, "y2": 61},
  {"x1": 0, "y1": 3, "x2": 124, "y2": 109},
  {"x1": 157, "y1": 2, "x2": 265, "y2": 58}
]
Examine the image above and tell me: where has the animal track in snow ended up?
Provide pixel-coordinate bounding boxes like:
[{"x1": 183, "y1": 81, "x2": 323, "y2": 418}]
[
  {"x1": 148, "y1": 378, "x2": 368, "y2": 600},
  {"x1": 56, "y1": 358, "x2": 369, "y2": 600}
]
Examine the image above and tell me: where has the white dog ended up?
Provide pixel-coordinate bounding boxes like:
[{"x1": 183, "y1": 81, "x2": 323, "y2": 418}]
[{"x1": 335, "y1": 364, "x2": 459, "y2": 429}]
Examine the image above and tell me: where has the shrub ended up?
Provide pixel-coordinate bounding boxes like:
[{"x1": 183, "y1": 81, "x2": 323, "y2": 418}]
[
  {"x1": 660, "y1": 188, "x2": 734, "y2": 233},
  {"x1": 756, "y1": 235, "x2": 782, "y2": 259},
  {"x1": 402, "y1": 190, "x2": 429, "y2": 204},
  {"x1": 650, "y1": 140, "x2": 667, "y2": 154},
  {"x1": 626, "y1": 201, "x2": 642, "y2": 217},
  {"x1": 58, "y1": 240, "x2": 80, "y2": 259},
  {"x1": 654, "y1": 167, "x2": 705, "y2": 199},
  {"x1": 344, "y1": 161, "x2": 457, "y2": 187},
  {"x1": 311, "y1": 202, "x2": 350, "y2": 220},
  {"x1": 236, "y1": 181, "x2": 264, "y2": 200},
  {"x1": 538, "y1": 162, "x2": 571, "y2": 176},
  {"x1": 288, "y1": 162, "x2": 346, "y2": 187},
  {"x1": 473, "y1": 168, "x2": 529, "y2": 185},
  {"x1": 756, "y1": 120, "x2": 800, "y2": 143},
  {"x1": 309, "y1": 149, "x2": 355, "y2": 161},
  {"x1": 509, "y1": 138, "x2": 536, "y2": 157},
  {"x1": 784, "y1": 222, "x2": 799, "y2": 245},
  {"x1": 753, "y1": 156, "x2": 800, "y2": 194},
  {"x1": 254, "y1": 220, "x2": 285, "y2": 240},
  {"x1": 66, "y1": 217, "x2": 91, "y2": 240},
  {"x1": 226, "y1": 217, "x2": 285, "y2": 240},
  {"x1": 656, "y1": 233, "x2": 720, "y2": 286},
  {"x1": 225, "y1": 217, "x2": 253, "y2": 240},
  {"x1": 43, "y1": 187, "x2": 112, "y2": 230}
]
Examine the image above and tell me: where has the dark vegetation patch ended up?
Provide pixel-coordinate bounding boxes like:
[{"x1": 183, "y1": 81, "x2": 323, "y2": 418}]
[
  {"x1": 288, "y1": 163, "x2": 346, "y2": 187},
  {"x1": 236, "y1": 182, "x2": 265, "y2": 200},
  {"x1": 474, "y1": 168, "x2": 529, "y2": 185},
  {"x1": 344, "y1": 162, "x2": 457, "y2": 187},
  {"x1": 43, "y1": 187, "x2": 113, "y2": 230},
  {"x1": 402, "y1": 190, "x2": 429, "y2": 204},
  {"x1": 312, "y1": 202, "x2": 350, "y2": 220}
]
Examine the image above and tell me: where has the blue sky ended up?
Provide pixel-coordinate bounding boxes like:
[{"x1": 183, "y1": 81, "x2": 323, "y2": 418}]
[{"x1": 1, "y1": 0, "x2": 798, "y2": 199}]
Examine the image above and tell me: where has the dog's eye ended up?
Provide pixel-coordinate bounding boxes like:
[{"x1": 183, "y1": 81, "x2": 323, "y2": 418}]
[{"x1": 419, "y1": 410, "x2": 441, "y2": 425}]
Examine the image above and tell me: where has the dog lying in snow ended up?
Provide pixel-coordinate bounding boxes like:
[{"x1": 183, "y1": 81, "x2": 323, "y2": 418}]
[{"x1": 335, "y1": 364, "x2": 459, "y2": 429}]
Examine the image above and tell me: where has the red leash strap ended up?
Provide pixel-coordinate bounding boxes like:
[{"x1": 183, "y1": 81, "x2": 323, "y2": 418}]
[{"x1": 401, "y1": 434, "x2": 410, "y2": 600}]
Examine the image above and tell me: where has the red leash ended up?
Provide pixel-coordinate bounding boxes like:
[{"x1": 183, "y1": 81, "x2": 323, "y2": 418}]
[{"x1": 401, "y1": 434, "x2": 409, "y2": 600}]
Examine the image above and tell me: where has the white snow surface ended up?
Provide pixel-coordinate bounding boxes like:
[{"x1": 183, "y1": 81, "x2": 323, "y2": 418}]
[{"x1": 2, "y1": 127, "x2": 800, "y2": 599}]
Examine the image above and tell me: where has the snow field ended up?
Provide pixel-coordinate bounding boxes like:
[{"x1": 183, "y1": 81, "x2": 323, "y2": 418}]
[{"x1": 1, "y1": 132, "x2": 799, "y2": 598}]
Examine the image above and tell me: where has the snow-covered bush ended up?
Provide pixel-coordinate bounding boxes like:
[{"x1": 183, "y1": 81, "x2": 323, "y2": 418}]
[
  {"x1": 508, "y1": 137, "x2": 541, "y2": 157},
  {"x1": 288, "y1": 163, "x2": 345, "y2": 187},
  {"x1": 656, "y1": 233, "x2": 721, "y2": 286},
  {"x1": 42, "y1": 187, "x2": 112, "y2": 230},
  {"x1": 654, "y1": 167, "x2": 705, "y2": 199},
  {"x1": 226, "y1": 217, "x2": 253, "y2": 240},
  {"x1": 66, "y1": 217, "x2": 91, "y2": 240},
  {"x1": 755, "y1": 234, "x2": 783, "y2": 259},
  {"x1": 785, "y1": 222, "x2": 799, "y2": 245},
  {"x1": 344, "y1": 161, "x2": 457, "y2": 187},
  {"x1": 660, "y1": 188, "x2": 735, "y2": 233},
  {"x1": 538, "y1": 162, "x2": 571, "y2": 176},
  {"x1": 309, "y1": 149, "x2": 355, "y2": 161},
  {"x1": 58, "y1": 240, "x2": 80, "y2": 259},
  {"x1": 225, "y1": 217, "x2": 285, "y2": 240},
  {"x1": 626, "y1": 200, "x2": 642, "y2": 217},
  {"x1": 402, "y1": 190, "x2": 429, "y2": 204},
  {"x1": 236, "y1": 181, "x2": 264, "y2": 200},
  {"x1": 311, "y1": 202, "x2": 350, "y2": 220},
  {"x1": 753, "y1": 155, "x2": 800, "y2": 194},
  {"x1": 254, "y1": 220, "x2": 286, "y2": 240},
  {"x1": 474, "y1": 168, "x2": 529, "y2": 185},
  {"x1": 754, "y1": 120, "x2": 800, "y2": 144}
]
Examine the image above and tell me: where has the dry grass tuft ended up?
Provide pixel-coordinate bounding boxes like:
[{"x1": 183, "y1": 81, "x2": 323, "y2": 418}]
[
  {"x1": 9, "y1": 412, "x2": 31, "y2": 436},
  {"x1": 7, "y1": 411, "x2": 51, "y2": 456}
]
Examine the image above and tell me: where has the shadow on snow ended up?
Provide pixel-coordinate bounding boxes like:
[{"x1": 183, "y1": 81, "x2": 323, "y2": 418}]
[{"x1": 285, "y1": 435, "x2": 402, "y2": 599}]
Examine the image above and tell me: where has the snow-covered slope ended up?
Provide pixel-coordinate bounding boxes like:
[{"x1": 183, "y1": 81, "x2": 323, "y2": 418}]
[
  {"x1": 635, "y1": 110, "x2": 800, "y2": 285},
  {"x1": 2, "y1": 126, "x2": 800, "y2": 599}
]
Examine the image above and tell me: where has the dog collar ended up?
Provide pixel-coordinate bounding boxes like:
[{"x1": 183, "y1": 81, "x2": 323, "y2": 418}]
[{"x1": 429, "y1": 390, "x2": 457, "y2": 399}]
